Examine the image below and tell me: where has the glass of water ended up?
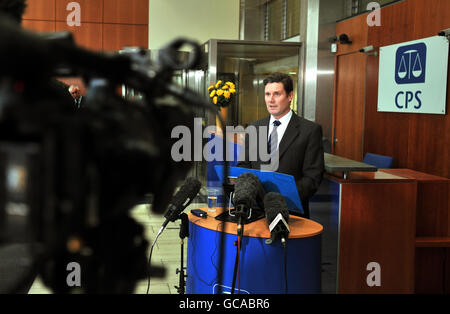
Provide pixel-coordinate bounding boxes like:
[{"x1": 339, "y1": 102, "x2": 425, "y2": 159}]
[
  {"x1": 207, "y1": 195, "x2": 217, "y2": 212},
  {"x1": 207, "y1": 187, "x2": 220, "y2": 212}
]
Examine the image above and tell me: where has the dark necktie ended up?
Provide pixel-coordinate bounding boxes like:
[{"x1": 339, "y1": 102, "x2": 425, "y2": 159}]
[{"x1": 268, "y1": 120, "x2": 281, "y2": 154}]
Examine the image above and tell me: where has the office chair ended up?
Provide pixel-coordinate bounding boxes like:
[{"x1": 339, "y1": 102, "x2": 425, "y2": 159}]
[{"x1": 363, "y1": 152, "x2": 394, "y2": 169}]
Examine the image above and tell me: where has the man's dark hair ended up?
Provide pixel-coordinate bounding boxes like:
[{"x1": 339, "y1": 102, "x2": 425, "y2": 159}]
[
  {"x1": 0, "y1": 0, "x2": 27, "y2": 24},
  {"x1": 263, "y1": 72, "x2": 294, "y2": 95}
]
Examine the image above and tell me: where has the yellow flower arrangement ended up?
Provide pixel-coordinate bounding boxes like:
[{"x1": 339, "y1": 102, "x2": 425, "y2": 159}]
[{"x1": 208, "y1": 80, "x2": 236, "y2": 108}]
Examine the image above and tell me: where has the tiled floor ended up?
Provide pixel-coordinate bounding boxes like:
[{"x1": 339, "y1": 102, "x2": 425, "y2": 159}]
[
  {"x1": 132, "y1": 203, "x2": 195, "y2": 294},
  {"x1": 28, "y1": 202, "x2": 203, "y2": 294}
]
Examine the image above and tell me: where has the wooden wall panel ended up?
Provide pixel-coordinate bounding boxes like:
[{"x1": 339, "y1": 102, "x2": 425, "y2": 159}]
[
  {"x1": 55, "y1": 0, "x2": 103, "y2": 23},
  {"x1": 407, "y1": 116, "x2": 450, "y2": 178},
  {"x1": 338, "y1": 182, "x2": 417, "y2": 293},
  {"x1": 335, "y1": 14, "x2": 367, "y2": 55},
  {"x1": 412, "y1": 0, "x2": 450, "y2": 39},
  {"x1": 103, "y1": 0, "x2": 148, "y2": 25},
  {"x1": 363, "y1": 55, "x2": 410, "y2": 168},
  {"x1": 367, "y1": 0, "x2": 416, "y2": 48},
  {"x1": 23, "y1": 0, "x2": 55, "y2": 20},
  {"x1": 102, "y1": 24, "x2": 148, "y2": 51},
  {"x1": 333, "y1": 52, "x2": 366, "y2": 160},
  {"x1": 22, "y1": 0, "x2": 148, "y2": 52},
  {"x1": 406, "y1": 0, "x2": 450, "y2": 178},
  {"x1": 22, "y1": 20, "x2": 56, "y2": 33},
  {"x1": 363, "y1": 0, "x2": 416, "y2": 168},
  {"x1": 332, "y1": 14, "x2": 368, "y2": 160},
  {"x1": 55, "y1": 22, "x2": 103, "y2": 50}
]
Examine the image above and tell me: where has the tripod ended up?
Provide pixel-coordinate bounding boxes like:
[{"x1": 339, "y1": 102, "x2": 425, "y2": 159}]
[{"x1": 175, "y1": 213, "x2": 189, "y2": 294}]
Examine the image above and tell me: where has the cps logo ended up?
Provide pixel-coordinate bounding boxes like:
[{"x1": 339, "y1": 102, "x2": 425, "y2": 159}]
[
  {"x1": 395, "y1": 43, "x2": 426, "y2": 84},
  {"x1": 394, "y1": 42, "x2": 426, "y2": 110}
]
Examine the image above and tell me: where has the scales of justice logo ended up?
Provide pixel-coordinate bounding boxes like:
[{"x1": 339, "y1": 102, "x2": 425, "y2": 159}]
[{"x1": 395, "y1": 42, "x2": 427, "y2": 84}]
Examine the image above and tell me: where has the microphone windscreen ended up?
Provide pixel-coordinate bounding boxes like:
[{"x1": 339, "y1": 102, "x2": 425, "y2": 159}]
[
  {"x1": 233, "y1": 173, "x2": 258, "y2": 208},
  {"x1": 240, "y1": 172, "x2": 266, "y2": 202},
  {"x1": 171, "y1": 177, "x2": 201, "y2": 207},
  {"x1": 263, "y1": 192, "x2": 289, "y2": 224},
  {"x1": 234, "y1": 172, "x2": 265, "y2": 207}
]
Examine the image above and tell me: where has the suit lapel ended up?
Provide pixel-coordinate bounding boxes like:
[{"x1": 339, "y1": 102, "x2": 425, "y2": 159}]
[
  {"x1": 277, "y1": 114, "x2": 300, "y2": 159},
  {"x1": 253, "y1": 114, "x2": 300, "y2": 163}
]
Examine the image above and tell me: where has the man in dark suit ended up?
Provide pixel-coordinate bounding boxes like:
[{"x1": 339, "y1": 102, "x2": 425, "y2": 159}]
[
  {"x1": 237, "y1": 72, "x2": 324, "y2": 218},
  {"x1": 69, "y1": 85, "x2": 84, "y2": 108}
]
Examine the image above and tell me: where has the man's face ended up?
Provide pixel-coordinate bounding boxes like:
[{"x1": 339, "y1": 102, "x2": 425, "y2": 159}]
[
  {"x1": 70, "y1": 88, "x2": 80, "y2": 99},
  {"x1": 264, "y1": 82, "x2": 293, "y2": 119}
]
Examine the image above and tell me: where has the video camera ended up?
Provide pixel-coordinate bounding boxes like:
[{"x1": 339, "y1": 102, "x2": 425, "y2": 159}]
[{"x1": 0, "y1": 15, "x2": 217, "y2": 293}]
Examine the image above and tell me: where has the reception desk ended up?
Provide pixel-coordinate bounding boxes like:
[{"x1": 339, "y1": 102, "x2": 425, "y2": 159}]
[
  {"x1": 333, "y1": 171, "x2": 417, "y2": 293},
  {"x1": 321, "y1": 171, "x2": 417, "y2": 293},
  {"x1": 321, "y1": 166, "x2": 450, "y2": 293},
  {"x1": 186, "y1": 208, "x2": 323, "y2": 294}
]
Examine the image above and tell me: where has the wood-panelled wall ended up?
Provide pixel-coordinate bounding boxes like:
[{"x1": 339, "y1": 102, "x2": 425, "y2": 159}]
[
  {"x1": 22, "y1": 0, "x2": 148, "y2": 51},
  {"x1": 333, "y1": 0, "x2": 450, "y2": 179},
  {"x1": 21, "y1": 0, "x2": 148, "y2": 93}
]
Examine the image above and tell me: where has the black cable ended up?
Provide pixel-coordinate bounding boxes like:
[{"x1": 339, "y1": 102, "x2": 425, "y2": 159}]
[
  {"x1": 145, "y1": 228, "x2": 162, "y2": 294},
  {"x1": 184, "y1": 218, "x2": 225, "y2": 289}
]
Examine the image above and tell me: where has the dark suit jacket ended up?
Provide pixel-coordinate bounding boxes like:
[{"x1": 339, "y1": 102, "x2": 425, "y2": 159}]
[
  {"x1": 74, "y1": 96, "x2": 85, "y2": 109},
  {"x1": 237, "y1": 112, "x2": 324, "y2": 217}
]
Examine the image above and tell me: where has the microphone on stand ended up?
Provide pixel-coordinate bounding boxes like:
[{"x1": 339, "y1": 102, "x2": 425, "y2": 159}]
[
  {"x1": 147, "y1": 177, "x2": 200, "y2": 294},
  {"x1": 264, "y1": 192, "x2": 290, "y2": 247},
  {"x1": 157, "y1": 177, "x2": 201, "y2": 237},
  {"x1": 230, "y1": 172, "x2": 264, "y2": 295}
]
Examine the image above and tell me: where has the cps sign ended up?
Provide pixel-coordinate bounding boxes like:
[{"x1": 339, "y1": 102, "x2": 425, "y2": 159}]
[{"x1": 377, "y1": 36, "x2": 449, "y2": 114}]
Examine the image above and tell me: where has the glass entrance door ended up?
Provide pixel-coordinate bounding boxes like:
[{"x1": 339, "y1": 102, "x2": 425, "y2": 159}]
[{"x1": 204, "y1": 40, "x2": 302, "y2": 127}]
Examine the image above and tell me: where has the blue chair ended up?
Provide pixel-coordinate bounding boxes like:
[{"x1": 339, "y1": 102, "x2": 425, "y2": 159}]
[{"x1": 363, "y1": 153, "x2": 394, "y2": 169}]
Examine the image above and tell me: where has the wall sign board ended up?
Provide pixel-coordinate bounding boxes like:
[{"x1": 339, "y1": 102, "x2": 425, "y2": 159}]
[{"x1": 378, "y1": 36, "x2": 449, "y2": 115}]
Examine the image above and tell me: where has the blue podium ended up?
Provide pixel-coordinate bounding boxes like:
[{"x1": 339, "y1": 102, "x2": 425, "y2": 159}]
[{"x1": 186, "y1": 209, "x2": 323, "y2": 294}]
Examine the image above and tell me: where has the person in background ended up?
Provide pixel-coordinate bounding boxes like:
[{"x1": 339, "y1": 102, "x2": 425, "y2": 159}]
[{"x1": 69, "y1": 85, "x2": 84, "y2": 108}]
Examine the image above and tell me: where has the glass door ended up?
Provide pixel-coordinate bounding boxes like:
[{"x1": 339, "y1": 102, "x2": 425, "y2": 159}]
[{"x1": 205, "y1": 40, "x2": 302, "y2": 128}]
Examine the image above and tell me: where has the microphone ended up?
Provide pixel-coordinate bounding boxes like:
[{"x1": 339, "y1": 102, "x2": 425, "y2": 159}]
[
  {"x1": 147, "y1": 177, "x2": 200, "y2": 294},
  {"x1": 232, "y1": 172, "x2": 265, "y2": 209},
  {"x1": 157, "y1": 177, "x2": 201, "y2": 236},
  {"x1": 233, "y1": 175, "x2": 257, "y2": 208},
  {"x1": 242, "y1": 172, "x2": 266, "y2": 206},
  {"x1": 232, "y1": 173, "x2": 265, "y2": 234},
  {"x1": 264, "y1": 192, "x2": 290, "y2": 247}
]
